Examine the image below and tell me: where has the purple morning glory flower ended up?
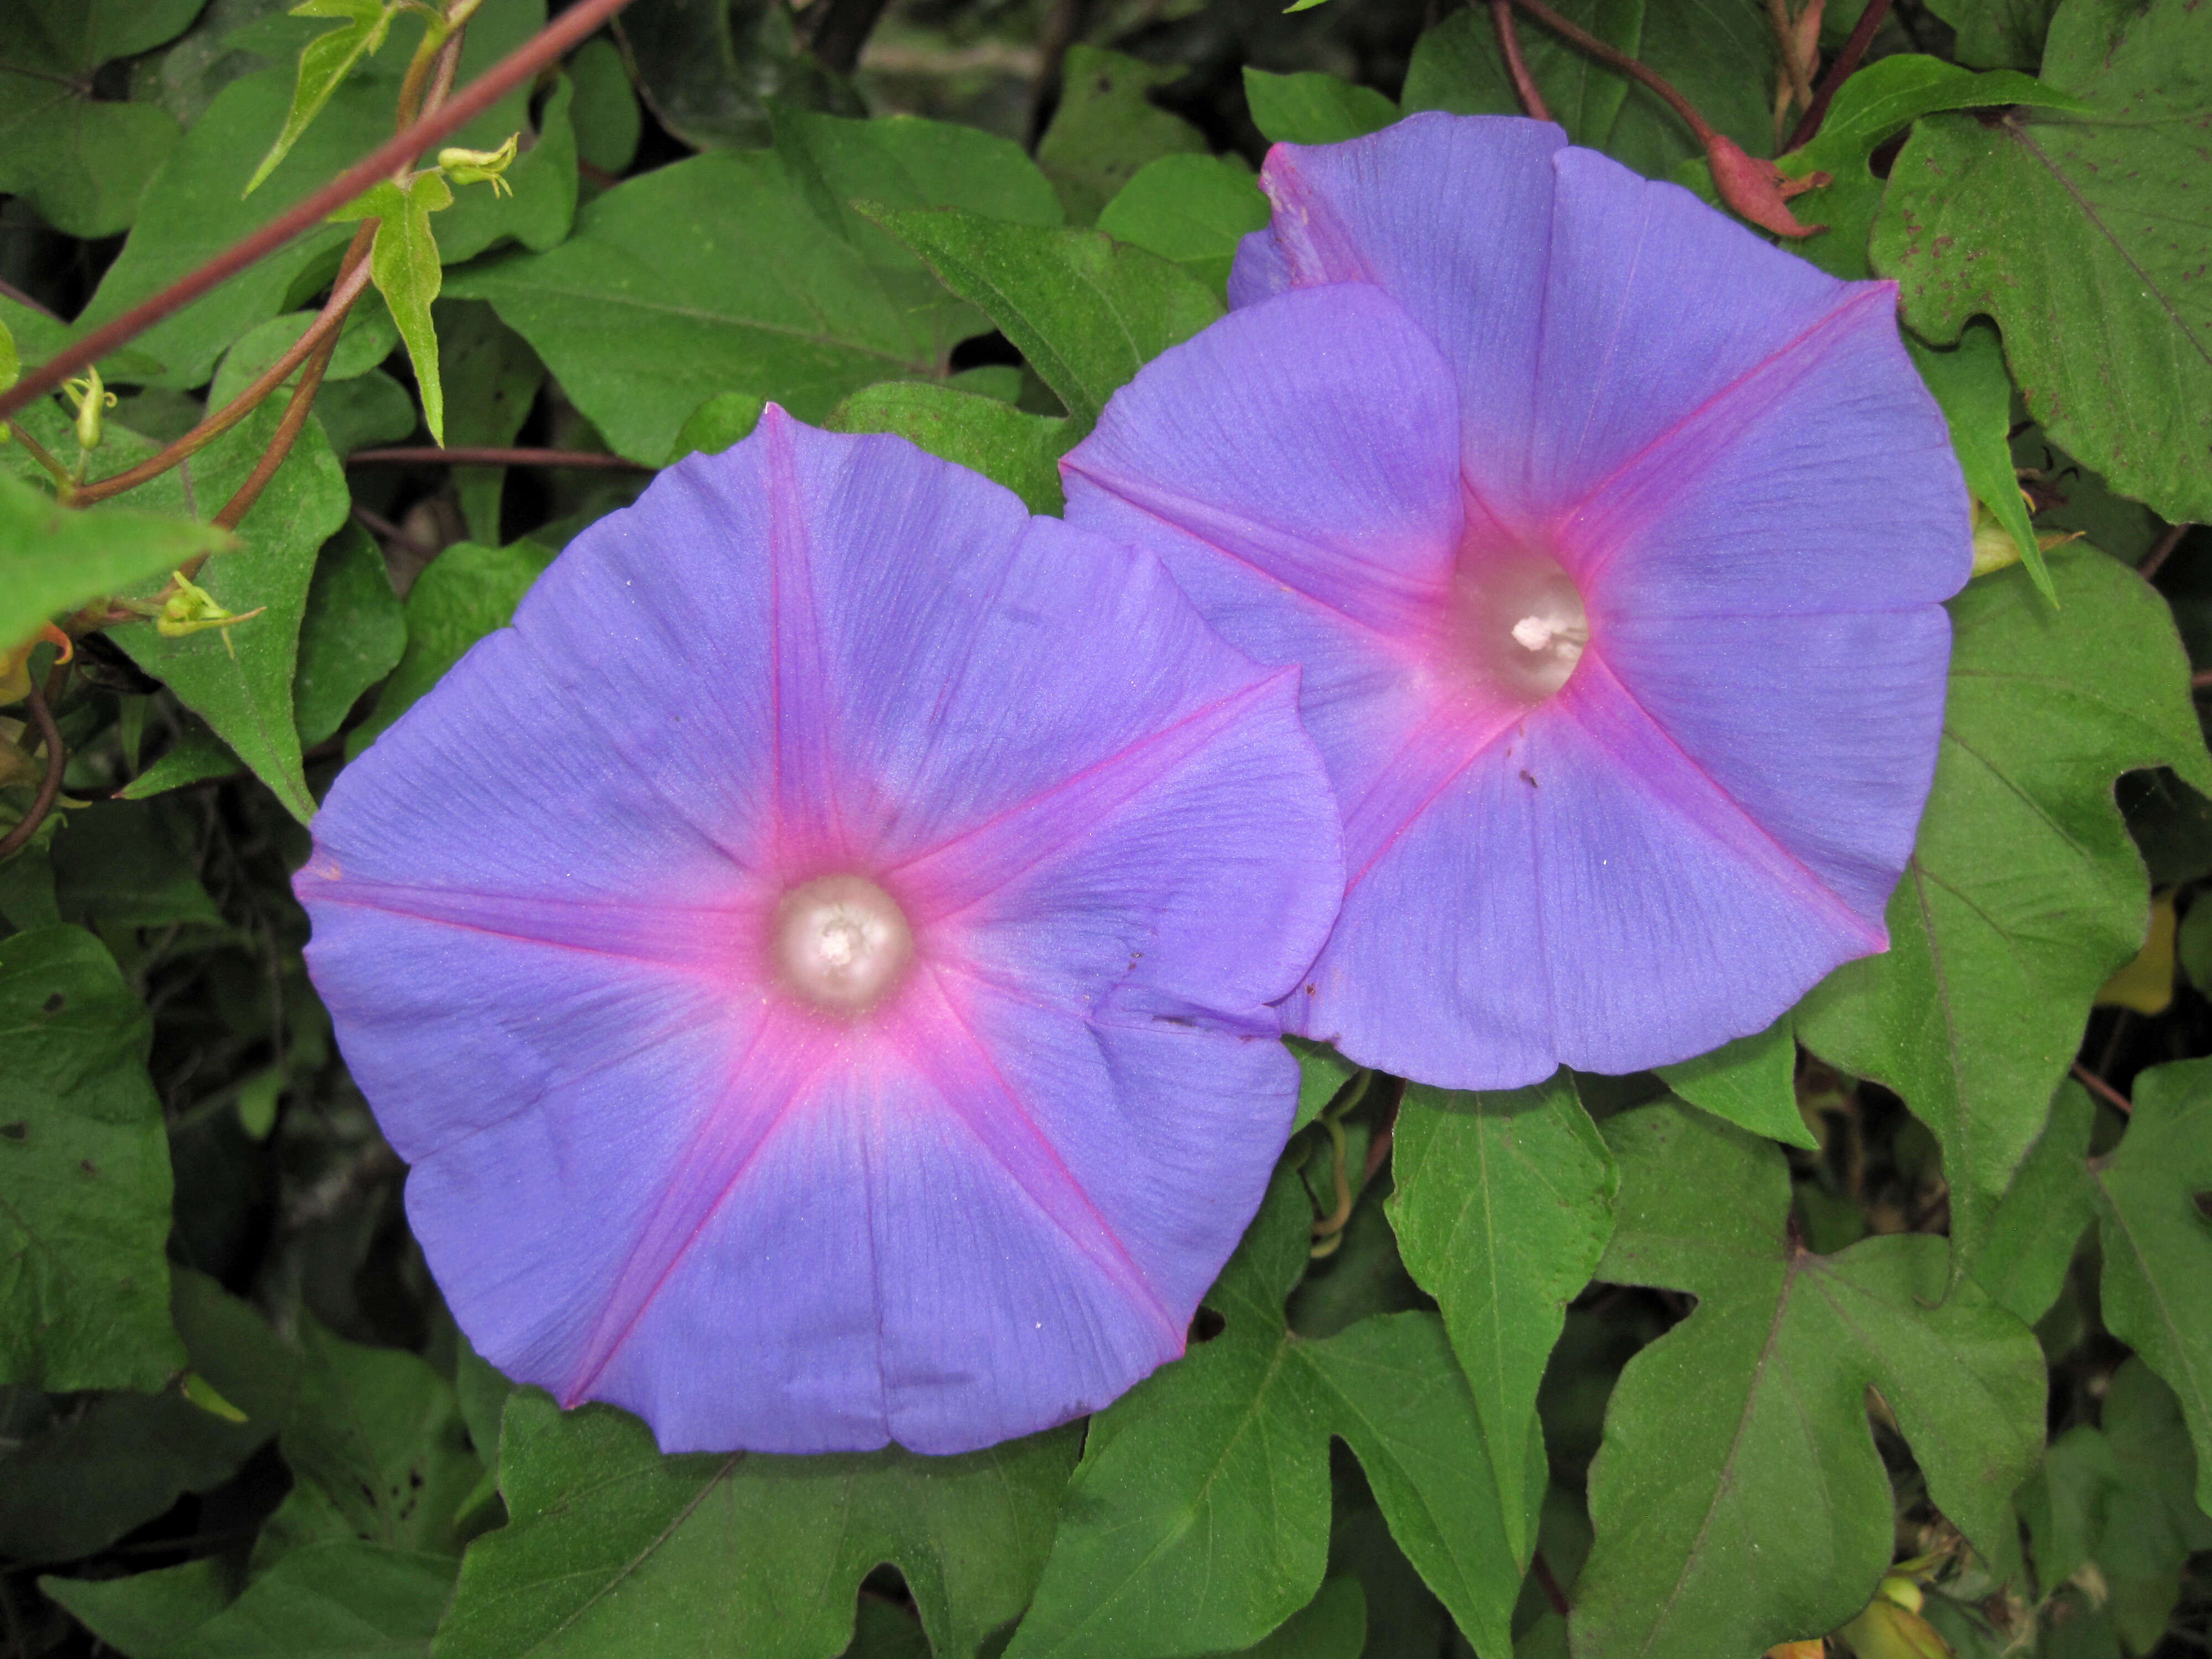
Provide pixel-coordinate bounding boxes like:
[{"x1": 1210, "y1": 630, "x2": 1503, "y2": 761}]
[
  {"x1": 1062, "y1": 113, "x2": 1971, "y2": 1089},
  {"x1": 294, "y1": 409, "x2": 1342, "y2": 1455}
]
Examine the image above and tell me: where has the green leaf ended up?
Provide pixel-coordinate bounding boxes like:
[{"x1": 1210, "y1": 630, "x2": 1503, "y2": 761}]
[
  {"x1": 610, "y1": 0, "x2": 855, "y2": 153},
  {"x1": 1036, "y1": 46, "x2": 1208, "y2": 225},
  {"x1": 41, "y1": 1558, "x2": 232, "y2": 1659},
  {"x1": 346, "y1": 538, "x2": 556, "y2": 757},
  {"x1": 868, "y1": 207, "x2": 1223, "y2": 435},
  {"x1": 0, "y1": 0, "x2": 201, "y2": 237},
  {"x1": 1972, "y1": 1079, "x2": 2095, "y2": 1327},
  {"x1": 0, "y1": 925, "x2": 185, "y2": 1391},
  {"x1": 434, "y1": 1392, "x2": 1078, "y2": 1659},
  {"x1": 76, "y1": 62, "x2": 390, "y2": 389},
  {"x1": 447, "y1": 111, "x2": 1059, "y2": 465},
  {"x1": 2091, "y1": 1056, "x2": 2212, "y2": 1511},
  {"x1": 293, "y1": 520, "x2": 405, "y2": 747},
  {"x1": 1384, "y1": 1076, "x2": 1617, "y2": 1569},
  {"x1": 1401, "y1": 0, "x2": 1774, "y2": 180},
  {"x1": 50, "y1": 799, "x2": 223, "y2": 932},
  {"x1": 244, "y1": 0, "x2": 403, "y2": 197},
  {"x1": 1798, "y1": 546, "x2": 2212, "y2": 1277},
  {"x1": 826, "y1": 382, "x2": 1070, "y2": 515},
  {"x1": 0, "y1": 472, "x2": 233, "y2": 652},
  {"x1": 337, "y1": 172, "x2": 454, "y2": 446},
  {"x1": 1871, "y1": 0, "x2": 2212, "y2": 524},
  {"x1": 208, "y1": 298, "x2": 403, "y2": 411},
  {"x1": 1241, "y1": 69, "x2": 1398, "y2": 145},
  {"x1": 254, "y1": 1313, "x2": 482, "y2": 1564},
  {"x1": 1907, "y1": 324, "x2": 2051, "y2": 601},
  {"x1": 567, "y1": 36, "x2": 641, "y2": 175},
  {"x1": 312, "y1": 366, "x2": 419, "y2": 458},
  {"x1": 1006, "y1": 1170, "x2": 1527, "y2": 1659},
  {"x1": 1095, "y1": 155, "x2": 1268, "y2": 296},
  {"x1": 1926, "y1": 0, "x2": 2063, "y2": 70},
  {"x1": 2095, "y1": 1357, "x2": 2212, "y2": 1576},
  {"x1": 1655, "y1": 1015, "x2": 1817, "y2": 1149},
  {"x1": 1570, "y1": 1103, "x2": 2047, "y2": 1659},
  {"x1": 117, "y1": 720, "x2": 243, "y2": 801},
  {"x1": 112, "y1": 404, "x2": 351, "y2": 824},
  {"x1": 172, "y1": 1541, "x2": 457, "y2": 1659},
  {"x1": 667, "y1": 391, "x2": 767, "y2": 463}
]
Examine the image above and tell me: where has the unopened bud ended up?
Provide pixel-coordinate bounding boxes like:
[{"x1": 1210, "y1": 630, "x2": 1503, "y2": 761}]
[
  {"x1": 439, "y1": 132, "x2": 519, "y2": 197},
  {"x1": 155, "y1": 571, "x2": 266, "y2": 656},
  {"x1": 63, "y1": 367, "x2": 116, "y2": 451}
]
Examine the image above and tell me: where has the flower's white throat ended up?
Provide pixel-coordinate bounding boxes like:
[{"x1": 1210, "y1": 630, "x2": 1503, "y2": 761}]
[{"x1": 771, "y1": 874, "x2": 914, "y2": 1012}]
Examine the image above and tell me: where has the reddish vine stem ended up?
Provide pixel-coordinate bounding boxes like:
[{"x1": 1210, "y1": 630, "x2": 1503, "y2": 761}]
[
  {"x1": 0, "y1": 681, "x2": 65, "y2": 862},
  {"x1": 1507, "y1": 0, "x2": 1717, "y2": 142},
  {"x1": 0, "y1": 0, "x2": 639, "y2": 427},
  {"x1": 1489, "y1": 0, "x2": 1553, "y2": 122},
  {"x1": 73, "y1": 252, "x2": 377, "y2": 507},
  {"x1": 1783, "y1": 0, "x2": 1893, "y2": 152},
  {"x1": 2072, "y1": 1061, "x2": 2133, "y2": 1117},
  {"x1": 345, "y1": 446, "x2": 653, "y2": 471},
  {"x1": 351, "y1": 502, "x2": 441, "y2": 561}
]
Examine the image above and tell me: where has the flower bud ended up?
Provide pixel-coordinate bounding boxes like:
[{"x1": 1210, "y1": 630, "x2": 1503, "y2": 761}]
[{"x1": 439, "y1": 132, "x2": 519, "y2": 197}]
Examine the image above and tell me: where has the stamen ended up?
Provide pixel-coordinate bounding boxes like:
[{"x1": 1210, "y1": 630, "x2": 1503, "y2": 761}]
[{"x1": 771, "y1": 874, "x2": 915, "y2": 1013}]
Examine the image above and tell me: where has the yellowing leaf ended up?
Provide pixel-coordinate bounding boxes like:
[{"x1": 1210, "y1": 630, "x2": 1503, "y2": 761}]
[{"x1": 2097, "y1": 892, "x2": 2178, "y2": 1015}]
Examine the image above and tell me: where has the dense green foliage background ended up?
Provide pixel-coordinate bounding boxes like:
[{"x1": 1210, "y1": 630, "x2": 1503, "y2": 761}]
[{"x1": 1, "y1": 0, "x2": 2209, "y2": 1655}]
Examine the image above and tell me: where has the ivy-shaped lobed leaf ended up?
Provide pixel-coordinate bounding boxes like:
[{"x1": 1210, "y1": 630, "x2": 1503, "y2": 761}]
[
  {"x1": 1005, "y1": 1166, "x2": 1528, "y2": 1659},
  {"x1": 1570, "y1": 1102, "x2": 2048, "y2": 1659},
  {"x1": 1871, "y1": 0, "x2": 2212, "y2": 524},
  {"x1": 1798, "y1": 545, "x2": 2212, "y2": 1279}
]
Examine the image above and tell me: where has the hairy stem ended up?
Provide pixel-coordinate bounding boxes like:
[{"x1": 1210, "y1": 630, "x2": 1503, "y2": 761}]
[
  {"x1": 72, "y1": 252, "x2": 377, "y2": 508},
  {"x1": 1490, "y1": 0, "x2": 1553, "y2": 122},
  {"x1": 0, "y1": 0, "x2": 638, "y2": 427}
]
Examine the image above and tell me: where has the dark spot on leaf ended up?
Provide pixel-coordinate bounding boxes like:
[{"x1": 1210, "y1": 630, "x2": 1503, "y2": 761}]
[
  {"x1": 41, "y1": 993, "x2": 62, "y2": 1015},
  {"x1": 79, "y1": 1159, "x2": 98, "y2": 1176},
  {"x1": 0, "y1": 1122, "x2": 25, "y2": 1142},
  {"x1": 1188, "y1": 1307, "x2": 1225, "y2": 1344}
]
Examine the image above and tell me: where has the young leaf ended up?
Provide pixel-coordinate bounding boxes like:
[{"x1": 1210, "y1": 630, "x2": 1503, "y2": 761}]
[
  {"x1": 40, "y1": 1557, "x2": 232, "y2": 1659},
  {"x1": 1570, "y1": 1103, "x2": 2047, "y2": 1659},
  {"x1": 1384, "y1": 1076, "x2": 1618, "y2": 1569},
  {"x1": 1241, "y1": 68, "x2": 1399, "y2": 145},
  {"x1": 1036, "y1": 46, "x2": 1208, "y2": 225},
  {"x1": 1907, "y1": 325, "x2": 2052, "y2": 603},
  {"x1": 112, "y1": 404, "x2": 351, "y2": 825},
  {"x1": 827, "y1": 382, "x2": 1071, "y2": 515},
  {"x1": 1005, "y1": 1169, "x2": 1528, "y2": 1659},
  {"x1": 1655, "y1": 1016, "x2": 1815, "y2": 1148},
  {"x1": 867, "y1": 208, "x2": 1223, "y2": 434},
  {"x1": 0, "y1": 472, "x2": 233, "y2": 655},
  {"x1": 434, "y1": 1394, "x2": 1078, "y2": 1659},
  {"x1": 336, "y1": 172, "x2": 455, "y2": 445},
  {"x1": 1797, "y1": 546, "x2": 2212, "y2": 1280},
  {"x1": 244, "y1": 0, "x2": 403, "y2": 197},
  {"x1": 0, "y1": 925, "x2": 186, "y2": 1392},
  {"x1": 2091, "y1": 1056, "x2": 2212, "y2": 1510},
  {"x1": 1871, "y1": 0, "x2": 2212, "y2": 524}
]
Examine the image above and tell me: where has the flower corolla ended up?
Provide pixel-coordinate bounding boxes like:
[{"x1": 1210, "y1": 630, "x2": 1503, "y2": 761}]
[
  {"x1": 1063, "y1": 113, "x2": 1973, "y2": 1089},
  {"x1": 295, "y1": 409, "x2": 1343, "y2": 1455}
]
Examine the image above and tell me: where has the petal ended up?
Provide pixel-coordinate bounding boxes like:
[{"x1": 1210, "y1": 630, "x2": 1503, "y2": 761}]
[
  {"x1": 1519, "y1": 149, "x2": 1882, "y2": 511},
  {"x1": 1062, "y1": 282, "x2": 1464, "y2": 810},
  {"x1": 1295, "y1": 659, "x2": 1888, "y2": 1086},
  {"x1": 1593, "y1": 607, "x2": 1952, "y2": 921},
  {"x1": 1231, "y1": 113, "x2": 1568, "y2": 519},
  {"x1": 1567, "y1": 281, "x2": 1970, "y2": 616}
]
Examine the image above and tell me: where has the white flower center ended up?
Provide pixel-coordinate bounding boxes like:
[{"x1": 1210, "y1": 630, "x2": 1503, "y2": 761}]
[
  {"x1": 771, "y1": 875, "x2": 914, "y2": 1013},
  {"x1": 1450, "y1": 549, "x2": 1590, "y2": 702}
]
